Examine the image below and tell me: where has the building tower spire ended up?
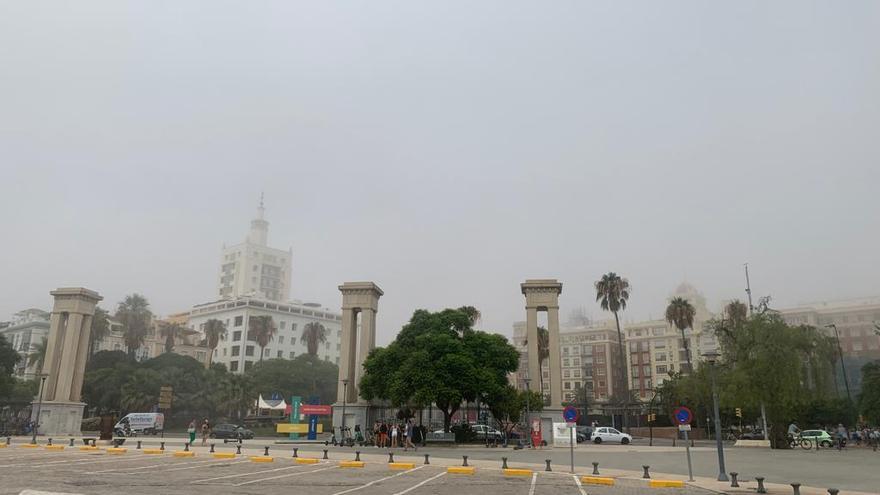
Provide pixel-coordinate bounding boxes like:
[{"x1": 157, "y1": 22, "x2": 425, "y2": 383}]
[{"x1": 248, "y1": 193, "x2": 269, "y2": 246}]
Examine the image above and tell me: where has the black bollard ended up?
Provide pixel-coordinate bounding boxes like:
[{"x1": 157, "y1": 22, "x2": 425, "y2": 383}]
[
  {"x1": 184, "y1": 442, "x2": 190, "y2": 452},
  {"x1": 388, "y1": 452, "x2": 395, "y2": 463},
  {"x1": 791, "y1": 483, "x2": 801, "y2": 495},
  {"x1": 90, "y1": 439, "x2": 96, "y2": 447},
  {"x1": 462, "y1": 455, "x2": 469, "y2": 467},
  {"x1": 592, "y1": 462, "x2": 599, "y2": 475},
  {"x1": 324, "y1": 440, "x2": 329, "y2": 446},
  {"x1": 136, "y1": 440, "x2": 142, "y2": 450},
  {"x1": 47, "y1": 438, "x2": 53, "y2": 446},
  {"x1": 160, "y1": 441, "x2": 165, "y2": 451},
  {"x1": 6, "y1": 437, "x2": 11, "y2": 445},
  {"x1": 69, "y1": 438, "x2": 75, "y2": 447},
  {"x1": 292, "y1": 448, "x2": 298, "y2": 458},
  {"x1": 827, "y1": 490, "x2": 839, "y2": 495},
  {"x1": 642, "y1": 466, "x2": 651, "y2": 479},
  {"x1": 236, "y1": 444, "x2": 242, "y2": 455},
  {"x1": 209, "y1": 443, "x2": 215, "y2": 453},
  {"x1": 545, "y1": 460, "x2": 552, "y2": 472},
  {"x1": 756, "y1": 476, "x2": 767, "y2": 494},
  {"x1": 730, "y1": 473, "x2": 739, "y2": 488},
  {"x1": 323, "y1": 449, "x2": 329, "y2": 460},
  {"x1": 424, "y1": 454, "x2": 430, "y2": 465},
  {"x1": 355, "y1": 451, "x2": 361, "y2": 461},
  {"x1": 264, "y1": 446, "x2": 270, "y2": 456},
  {"x1": 501, "y1": 457, "x2": 508, "y2": 469}
]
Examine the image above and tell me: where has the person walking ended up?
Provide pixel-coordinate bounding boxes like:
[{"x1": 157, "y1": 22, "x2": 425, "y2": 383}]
[
  {"x1": 187, "y1": 420, "x2": 197, "y2": 446},
  {"x1": 404, "y1": 420, "x2": 416, "y2": 451},
  {"x1": 390, "y1": 423, "x2": 399, "y2": 449},
  {"x1": 201, "y1": 419, "x2": 210, "y2": 446},
  {"x1": 835, "y1": 423, "x2": 848, "y2": 450},
  {"x1": 379, "y1": 422, "x2": 388, "y2": 448}
]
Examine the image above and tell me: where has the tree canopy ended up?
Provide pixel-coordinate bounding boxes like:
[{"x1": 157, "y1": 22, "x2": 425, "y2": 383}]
[
  {"x1": 860, "y1": 360, "x2": 880, "y2": 424},
  {"x1": 115, "y1": 293, "x2": 152, "y2": 358},
  {"x1": 359, "y1": 308, "x2": 520, "y2": 431}
]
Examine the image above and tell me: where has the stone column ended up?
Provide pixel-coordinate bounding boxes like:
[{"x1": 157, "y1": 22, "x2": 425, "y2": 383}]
[
  {"x1": 41, "y1": 312, "x2": 65, "y2": 402},
  {"x1": 70, "y1": 314, "x2": 93, "y2": 403},
  {"x1": 526, "y1": 307, "x2": 540, "y2": 392},
  {"x1": 337, "y1": 308, "x2": 358, "y2": 404},
  {"x1": 547, "y1": 306, "x2": 563, "y2": 408},
  {"x1": 521, "y1": 279, "x2": 564, "y2": 417},
  {"x1": 52, "y1": 312, "x2": 84, "y2": 403},
  {"x1": 356, "y1": 308, "x2": 376, "y2": 400}
]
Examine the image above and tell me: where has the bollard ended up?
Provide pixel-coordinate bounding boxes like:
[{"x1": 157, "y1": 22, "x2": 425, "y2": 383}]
[
  {"x1": 355, "y1": 451, "x2": 361, "y2": 461},
  {"x1": 791, "y1": 483, "x2": 801, "y2": 495},
  {"x1": 69, "y1": 438, "x2": 75, "y2": 447},
  {"x1": 236, "y1": 444, "x2": 242, "y2": 455},
  {"x1": 184, "y1": 442, "x2": 190, "y2": 452},
  {"x1": 388, "y1": 452, "x2": 395, "y2": 463},
  {"x1": 827, "y1": 490, "x2": 839, "y2": 495},
  {"x1": 642, "y1": 465, "x2": 651, "y2": 479},
  {"x1": 264, "y1": 446, "x2": 270, "y2": 456},
  {"x1": 48, "y1": 438, "x2": 53, "y2": 446},
  {"x1": 730, "y1": 473, "x2": 739, "y2": 488},
  {"x1": 292, "y1": 448, "x2": 298, "y2": 458},
  {"x1": 90, "y1": 439, "x2": 96, "y2": 447},
  {"x1": 501, "y1": 457, "x2": 508, "y2": 469},
  {"x1": 136, "y1": 440, "x2": 142, "y2": 450},
  {"x1": 160, "y1": 441, "x2": 165, "y2": 451},
  {"x1": 545, "y1": 460, "x2": 552, "y2": 472},
  {"x1": 323, "y1": 449, "x2": 329, "y2": 460},
  {"x1": 424, "y1": 454, "x2": 430, "y2": 465},
  {"x1": 209, "y1": 443, "x2": 215, "y2": 453},
  {"x1": 756, "y1": 476, "x2": 767, "y2": 494},
  {"x1": 6, "y1": 437, "x2": 11, "y2": 446},
  {"x1": 324, "y1": 440, "x2": 329, "y2": 446},
  {"x1": 592, "y1": 462, "x2": 599, "y2": 475},
  {"x1": 462, "y1": 455, "x2": 469, "y2": 467}
]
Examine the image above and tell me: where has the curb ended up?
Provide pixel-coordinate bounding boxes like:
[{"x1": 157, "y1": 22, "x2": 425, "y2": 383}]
[
  {"x1": 580, "y1": 476, "x2": 615, "y2": 486},
  {"x1": 143, "y1": 449, "x2": 164, "y2": 455},
  {"x1": 340, "y1": 461, "x2": 365, "y2": 468},
  {"x1": 20, "y1": 444, "x2": 39, "y2": 449},
  {"x1": 173, "y1": 451, "x2": 195, "y2": 458},
  {"x1": 649, "y1": 480, "x2": 685, "y2": 488},
  {"x1": 44, "y1": 445, "x2": 65, "y2": 451},
  {"x1": 503, "y1": 469, "x2": 533, "y2": 477},
  {"x1": 296, "y1": 457, "x2": 320, "y2": 464},
  {"x1": 107, "y1": 448, "x2": 127, "y2": 454},
  {"x1": 447, "y1": 466, "x2": 476, "y2": 475},
  {"x1": 389, "y1": 462, "x2": 416, "y2": 470},
  {"x1": 250, "y1": 456, "x2": 274, "y2": 463},
  {"x1": 213, "y1": 452, "x2": 236, "y2": 459},
  {"x1": 79, "y1": 446, "x2": 100, "y2": 451}
]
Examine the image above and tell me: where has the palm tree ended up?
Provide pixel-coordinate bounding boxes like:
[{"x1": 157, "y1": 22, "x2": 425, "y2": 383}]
[
  {"x1": 666, "y1": 297, "x2": 696, "y2": 373},
  {"x1": 248, "y1": 315, "x2": 276, "y2": 362},
  {"x1": 203, "y1": 319, "x2": 227, "y2": 366},
  {"x1": 458, "y1": 306, "x2": 482, "y2": 327},
  {"x1": 595, "y1": 272, "x2": 631, "y2": 416},
  {"x1": 159, "y1": 322, "x2": 185, "y2": 353},
  {"x1": 300, "y1": 321, "x2": 327, "y2": 356},
  {"x1": 115, "y1": 294, "x2": 152, "y2": 359},
  {"x1": 725, "y1": 300, "x2": 749, "y2": 330},
  {"x1": 27, "y1": 336, "x2": 48, "y2": 375},
  {"x1": 537, "y1": 326, "x2": 550, "y2": 400},
  {"x1": 87, "y1": 307, "x2": 110, "y2": 359}
]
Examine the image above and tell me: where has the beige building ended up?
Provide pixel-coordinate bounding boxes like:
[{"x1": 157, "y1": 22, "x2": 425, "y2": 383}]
[
  {"x1": 93, "y1": 314, "x2": 211, "y2": 365},
  {"x1": 0, "y1": 308, "x2": 51, "y2": 380}
]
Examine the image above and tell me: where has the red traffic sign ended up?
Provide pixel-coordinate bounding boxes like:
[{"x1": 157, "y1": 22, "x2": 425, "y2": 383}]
[
  {"x1": 562, "y1": 405, "x2": 580, "y2": 424},
  {"x1": 300, "y1": 405, "x2": 332, "y2": 415},
  {"x1": 672, "y1": 406, "x2": 693, "y2": 425}
]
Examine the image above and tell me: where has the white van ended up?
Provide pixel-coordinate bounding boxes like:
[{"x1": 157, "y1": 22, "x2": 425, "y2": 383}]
[{"x1": 115, "y1": 413, "x2": 164, "y2": 435}]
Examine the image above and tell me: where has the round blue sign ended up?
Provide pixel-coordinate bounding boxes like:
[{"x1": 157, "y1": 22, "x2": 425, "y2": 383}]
[
  {"x1": 562, "y1": 406, "x2": 579, "y2": 423},
  {"x1": 672, "y1": 406, "x2": 693, "y2": 425}
]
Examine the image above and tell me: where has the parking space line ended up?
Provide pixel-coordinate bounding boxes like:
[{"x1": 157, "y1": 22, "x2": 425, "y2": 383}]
[
  {"x1": 23, "y1": 454, "x2": 170, "y2": 469},
  {"x1": 191, "y1": 462, "x2": 317, "y2": 483},
  {"x1": 233, "y1": 465, "x2": 337, "y2": 486},
  {"x1": 330, "y1": 465, "x2": 427, "y2": 495},
  {"x1": 391, "y1": 471, "x2": 446, "y2": 495},
  {"x1": 528, "y1": 472, "x2": 537, "y2": 495},
  {"x1": 571, "y1": 475, "x2": 587, "y2": 495},
  {"x1": 87, "y1": 457, "x2": 243, "y2": 474}
]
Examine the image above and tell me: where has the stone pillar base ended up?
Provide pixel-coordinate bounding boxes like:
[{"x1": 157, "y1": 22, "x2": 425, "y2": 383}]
[
  {"x1": 537, "y1": 406, "x2": 565, "y2": 444},
  {"x1": 332, "y1": 403, "x2": 372, "y2": 438},
  {"x1": 32, "y1": 401, "x2": 85, "y2": 437}
]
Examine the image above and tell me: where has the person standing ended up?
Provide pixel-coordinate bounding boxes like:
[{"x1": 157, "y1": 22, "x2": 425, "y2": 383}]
[
  {"x1": 187, "y1": 420, "x2": 197, "y2": 446},
  {"x1": 835, "y1": 423, "x2": 848, "y2": 450},
  {"x1": 404, "y1": 420, "x2": 416, "y2": 451},
  {"x1": 201, "y1": 419, "x2": 210, "y2": 446},
  {"x1": 390, "y1": 423, "x2": 399, "y2": 448},
  {"x1": 379, "y1": 422, "x2": 388, "y2": 448}
]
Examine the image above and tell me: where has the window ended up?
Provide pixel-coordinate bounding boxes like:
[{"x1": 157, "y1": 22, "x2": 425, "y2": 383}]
[
  {"x1": 277, "y1": 350, "x2": 283, "y2": 358},
  {"x1": 852, "y1": 342, "x2": 863, "y2": 351},
  {"x1": 264, "y1": 348, "x2": 271, "y2": 356},
  {"x1": 280, "y1": 321, "x2": 286, "y2": 329},
  {"x1": 230, "y1": 361, "x2": 239, "y2": 372},
  {"x1": 245, "y1": 346, "x2": 254, "y2": 356},
  {"x1": 231, "y1": 346, "x2": 240, "y2": 357},
  {"x1": 234, "y1": 316, "x2": 243, "y2": 327},
  {"x1": 253, "y1": 265, "x2": 258, "y2": 271},
  {"x1": 573, "y1": 369, "x2": 581, "y2": 378},
  {"x1": 656, "y1": 365, "x2": 667, "y2": 374},
  {"x1": 563, "y1": 358, "x2": 570, "y2": 367},
  {"x1": 325, "y1": 342, "x2": 330, "y2": 349},
  {"x1": 597, "y1": 367, "x2": 605, "y2": 376},
  {"x1": 244, "y1": 361, "x2": 253, "y2": 371},
  {"x1": 289, "y1": 351, "x2": 295, "y2": 359},
  {"x1": 632, "y1": 367, "x2": 639, "y2": 378},
  {"x1": 564, "y1": 382, "x2": 571, "y2": 390},
  {"x1": 233, "y1": 330, "x2": 242, "y2": 341},
  {"x1": 222, "y1": 348, "x2": 227, "y2": 356},
  {"x1": 563, "y1": 370, "x2": 570, "y2": 378},
  {"x1": 655, "y1": 353, "x2": 666, "y2": 362},
  {"x1": 278, "y1": 336, "x2": 284, "y2": 344},
  {"x1": 573, "y1": 358, "x2": 580, "y2": 366},
  {"x1": 598, "y1": 381, "x2": 605, "y2": 388}
]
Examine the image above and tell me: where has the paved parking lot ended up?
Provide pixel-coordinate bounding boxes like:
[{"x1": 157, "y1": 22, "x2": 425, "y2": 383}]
[{"x1": 0, "y1": 444, "x2": 714, "y2": 495}]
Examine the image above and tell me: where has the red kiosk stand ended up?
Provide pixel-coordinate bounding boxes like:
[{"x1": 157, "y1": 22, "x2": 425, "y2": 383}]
[{"x1": 530, "y1": 418, "x2": 542, "y2": 448}]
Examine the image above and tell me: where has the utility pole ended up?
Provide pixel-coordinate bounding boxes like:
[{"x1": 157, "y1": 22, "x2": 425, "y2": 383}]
[
  {"x1": 826, "y1": 324, "x2": 854, "y2": 407},
  {"x1": 744, "y1": 263, "x2": 754, "y2": 315}
]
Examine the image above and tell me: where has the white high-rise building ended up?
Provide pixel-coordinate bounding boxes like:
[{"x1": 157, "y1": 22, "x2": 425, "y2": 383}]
[{"x1": 218, "y1": 197, "x2": 292, "y2": 302}]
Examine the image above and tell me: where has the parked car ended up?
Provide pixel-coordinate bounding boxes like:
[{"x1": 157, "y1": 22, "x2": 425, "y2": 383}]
[
  {"x1": 800, "y1": 429, "x2": 834, "y2": 448},
  {"x1": 113, "y1": 413, "x2": 164, "y2": 436},
  {"x1": 576, "y1": 426, "x2": 593, "y2": 443},
  {"x1": 471, "y1": 424, "x2": 504, "y2": 441},
  {"x1": 211, "y1": 423, "x2": 255, "y2": 440},
  {"x1": 591, "y1": 426, "x2": 632, "y2": 445},
  {"x1": 740, "y1": 430, "x2": 765, "y2": 440}
]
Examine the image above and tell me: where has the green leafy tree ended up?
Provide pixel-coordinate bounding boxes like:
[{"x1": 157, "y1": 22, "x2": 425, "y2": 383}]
[
  {"x1": 87, "y1": 306, "x2": 110, "y2": 359},
  {"x1": 860, "y1": 361, "x2": 880, "y2": 424},
  {"x1": 458, "y1": 306, "x2": 481, "y2": 327},
  {"x1": 27, "y1": 336, "x2": 48, "y2": 375},
  {"x1": 485, "y1": 385, "x2": 543, "y2": 437},
  {"x1": 666, "y1": 297, "x2": 696, "y2": 373},
  {"x1": 0, "y1": 334, "x2": 22, "y2": 399},
  {"x1": 203, "y1": 319, "x2": 227, "y2": 366},
  {"x1": 595, "y1": 272, "x2": 631, "y2": 421},
  {"x1": 247, "y1": 315, "x2": 276, "y2": 362},
  {"x1": 120, "y1": 368, "x2": 162, "y2": 412},
  {"x1": 159, "y1": 322, "x2": 185, "y2": 353},
  {"x1": 360, "y1": 308, "x2": 519, "y2": 432},
  {"x1": 115, "y1": 294, "x2": 152, "y2": 359},
  {"x1": 300, "y1": 322, "x2": 327, "y2": 356},
  {"x1": 246, "y1": 354, "x2": 339, "y2": 404}
]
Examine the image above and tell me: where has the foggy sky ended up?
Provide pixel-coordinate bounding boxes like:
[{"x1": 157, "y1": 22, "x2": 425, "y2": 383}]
[{"x1": 2, "y1": 1, "x2": 878, "y2": 345}]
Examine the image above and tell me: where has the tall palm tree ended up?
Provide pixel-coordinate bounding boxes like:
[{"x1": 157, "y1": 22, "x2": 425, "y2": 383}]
[
  {"x1": 115, "y1": 294, "x2": 152, "y2": 359},
  {"x1": 87, "y1": 307, "x2": 110, "y2": 359},
  {"x1": 159, "y1": 322, "x2": 185, "y2": 353},
  {"x1": 248, "y1": 315, "x2": 276, "y2": 362},
  {"x1": 458, "y1": 306, "x2": 482, "y2": 327},
  {"x1": 537, "y1": 326, "x2": 550, "y2": 400},
  {"x1": 595, "y1": 272, "x2": 631, "y2": 415},
  {"x1": 666, "y1": 297, "x2": 696, "y2": 373},
  {"x1": 300, "y1": 321, "x2": 327, "y2": 356},
  {"x1": 27, "y1": 336, "x2": 48, "y2": 375},
  {"x1": 203, "y1": 319, "x2": 227, "y2": 366},
  {"x1": 725, "y1": 300, "x2": 749, "y2": 330}
]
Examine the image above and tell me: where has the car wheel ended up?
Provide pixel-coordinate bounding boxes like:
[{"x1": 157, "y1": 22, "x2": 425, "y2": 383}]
[
  {"x1": 594, "y1": 437, "x2": 602, "y2": 444},
  {"x1": 822, "y1": 441, "x2": 832, "y2": 448},
  {"x1": 621, "y1": 437, "x2": 630, "y2": 445}
]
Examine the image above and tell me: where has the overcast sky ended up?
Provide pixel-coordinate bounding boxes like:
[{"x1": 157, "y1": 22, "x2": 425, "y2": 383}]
[{"x1": 1, "y1": 1, "x2": 878, "y2": 344}]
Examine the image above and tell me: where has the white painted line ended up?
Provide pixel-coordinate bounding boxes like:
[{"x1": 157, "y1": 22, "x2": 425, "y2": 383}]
[
  {"x1": 391, "y1": 471, "x2": 446, "y2": 495},
  {"x1": 19, "y1": 490, "x2": 83, "y2": 495},
  {"x1": 20, "y1": 454, "x2": 168, "y2": 469},
  {"x1": 330, "y1": 465, "x2": 426, "y2": 495},
  {"x1": 191, "y1": 463, "x2": 311, "y2": 483},
  {"x1": 89, "y1": 458, "x2": 243, "y2": 474},
  {"x1": 528, "y1": 472, "x2": 538, "y2": 495},
  {"x1": 572, "y1": 475, "x2": 587, "y2": 495},
  {"x1": 234, "y1": 465, "x2": 337, "y2": 486}
]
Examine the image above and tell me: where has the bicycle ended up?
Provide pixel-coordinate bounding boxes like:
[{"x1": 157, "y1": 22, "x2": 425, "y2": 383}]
[{"x1": 789, "y1": 435, "x2": 813, "y2": 450}]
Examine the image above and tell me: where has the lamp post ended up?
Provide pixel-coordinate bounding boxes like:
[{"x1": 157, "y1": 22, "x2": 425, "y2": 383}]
[
  {"x1": 825, "y1": 324, "x2": 854, "y2": 406},
  {"x1": 340, "y1": 379, "x2": 348, "y2": 444},
  {"x1": 702, "y1": 351, "x2": 728, "y2": 482},
  {"x1": 523, "y1": 377, "x2": 532, "y2": 448},
  {"x1": 32, "y1": 374, "x2": 48, "y2": 445}
]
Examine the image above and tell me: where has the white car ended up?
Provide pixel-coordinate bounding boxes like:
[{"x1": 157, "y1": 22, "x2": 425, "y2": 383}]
[{"x1": 591, "y1": 427, "x2": 632, "y2": 445}]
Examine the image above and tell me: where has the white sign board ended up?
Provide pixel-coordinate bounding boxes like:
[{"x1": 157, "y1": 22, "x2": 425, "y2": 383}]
[
  {"x1": 678, "y1": 424, "x2": 692, "y2": 431},
  {"x1": 552, "y1": 422, "x2": 574, "y2": 447}
]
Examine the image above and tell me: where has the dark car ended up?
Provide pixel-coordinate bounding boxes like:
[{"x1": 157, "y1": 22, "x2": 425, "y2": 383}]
[
  {"x1": 576, "y1": 426, "x2": 593, "y2": 443},
  {"x1": 211, "y1": 423, "x2": 255, "y2": 440},
  {"x1": 740, "y1": 430, "x2": 765, "y2": 440}
]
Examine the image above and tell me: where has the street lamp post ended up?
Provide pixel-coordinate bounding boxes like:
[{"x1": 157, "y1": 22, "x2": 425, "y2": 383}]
[
  {"x1": 523, "y1": 377, "x2": 532, "y2": 448},
  {"x1": 702, "y1": 351, "x2": 728, "y2": 482},
  {"x1": 340, "y1": 379, "x2": 348, "y2": 445},
  {"x1": 32, "y1": 374, "x2": 48, "y2": 445}
]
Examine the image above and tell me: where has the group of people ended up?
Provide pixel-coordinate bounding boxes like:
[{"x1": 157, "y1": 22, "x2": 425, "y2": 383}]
[
  {"x1": 187, "y1": 418, "x2": 211, "y2": 446},
  {"x1": 372, "y1": 420, "x2": 421, "y2": 450},
  {"x1": 789, "y1": 422, "x2": 880, "y2": 450}
]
